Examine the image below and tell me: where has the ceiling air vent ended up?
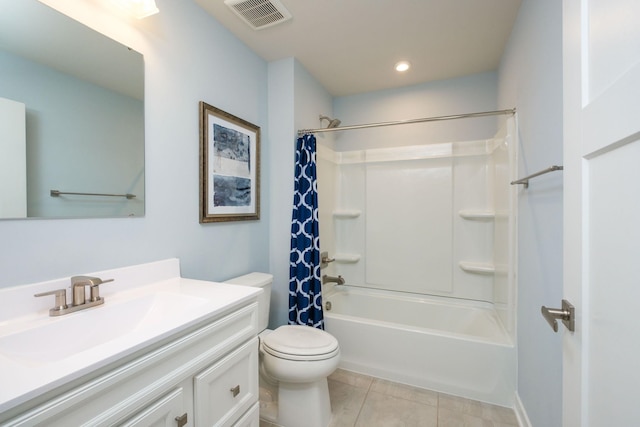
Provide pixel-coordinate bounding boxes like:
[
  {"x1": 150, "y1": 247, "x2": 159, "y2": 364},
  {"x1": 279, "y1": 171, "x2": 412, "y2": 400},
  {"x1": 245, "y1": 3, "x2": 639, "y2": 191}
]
[{"x1": 224, "y1": 0, "x2": 292, "y2": 30}]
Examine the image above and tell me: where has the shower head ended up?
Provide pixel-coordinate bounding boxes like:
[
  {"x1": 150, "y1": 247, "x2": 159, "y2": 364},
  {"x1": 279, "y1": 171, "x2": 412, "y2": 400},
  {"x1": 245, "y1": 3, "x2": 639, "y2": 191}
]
[{"x1": 319, "y1": 115, "x2": 341, "y2": 128}]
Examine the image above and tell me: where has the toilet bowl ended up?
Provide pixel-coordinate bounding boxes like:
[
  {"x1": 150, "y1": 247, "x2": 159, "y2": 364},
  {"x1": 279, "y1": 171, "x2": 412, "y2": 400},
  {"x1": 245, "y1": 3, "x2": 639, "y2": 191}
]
[
  {"x1": 225, "y1": 273, "x2": 340, "y2": 427},
  {"x1": 260, "y1": 325, "x2": 340, "y2": 427}
]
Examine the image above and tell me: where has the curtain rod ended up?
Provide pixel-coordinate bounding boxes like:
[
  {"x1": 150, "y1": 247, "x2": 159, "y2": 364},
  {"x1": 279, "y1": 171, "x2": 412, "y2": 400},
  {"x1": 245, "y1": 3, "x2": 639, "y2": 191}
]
[{"x1": 297, "y1": 108, "x2": 516, "y2": 136}]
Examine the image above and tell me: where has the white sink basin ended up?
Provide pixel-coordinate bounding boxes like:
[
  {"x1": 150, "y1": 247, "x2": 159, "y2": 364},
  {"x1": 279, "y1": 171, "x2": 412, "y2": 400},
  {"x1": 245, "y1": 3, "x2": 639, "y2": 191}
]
[{"x1": 0, "y1": 292, "x2": 208, "y2": 363}]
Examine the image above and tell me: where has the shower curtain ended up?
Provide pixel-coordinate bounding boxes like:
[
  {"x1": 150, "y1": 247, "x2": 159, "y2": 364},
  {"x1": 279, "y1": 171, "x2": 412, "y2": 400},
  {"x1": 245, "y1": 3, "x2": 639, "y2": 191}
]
[{"x1": 289, "y1": 134, "x2": 324, "y2": 329}]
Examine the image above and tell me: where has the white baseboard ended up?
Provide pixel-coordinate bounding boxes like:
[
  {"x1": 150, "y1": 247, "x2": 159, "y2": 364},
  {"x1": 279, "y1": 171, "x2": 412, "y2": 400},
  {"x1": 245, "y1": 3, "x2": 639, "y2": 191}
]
[{"x1": 514, "y1": 392, "x2": 532, "y2": 427}]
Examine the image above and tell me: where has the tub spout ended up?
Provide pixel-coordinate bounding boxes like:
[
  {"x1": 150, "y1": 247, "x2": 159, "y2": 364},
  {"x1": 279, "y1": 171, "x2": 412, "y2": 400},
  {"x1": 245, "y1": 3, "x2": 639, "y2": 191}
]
[{"x1": 322, "y1": 275, "x2": 345, "y2": 285}]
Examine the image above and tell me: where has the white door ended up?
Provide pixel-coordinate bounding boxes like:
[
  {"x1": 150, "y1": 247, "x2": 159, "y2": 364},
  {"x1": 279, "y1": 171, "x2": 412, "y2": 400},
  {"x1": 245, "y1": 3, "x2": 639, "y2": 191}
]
[{"x1": 563, "y1": 0, "x2": 640, "y2": 425}]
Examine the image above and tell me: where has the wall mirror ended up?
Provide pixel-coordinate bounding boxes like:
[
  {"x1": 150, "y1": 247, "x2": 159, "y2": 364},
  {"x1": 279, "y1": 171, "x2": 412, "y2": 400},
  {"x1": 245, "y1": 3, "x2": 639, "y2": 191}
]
[{"x1": 0, "y1": 0, "x2": 145, "y2": 219}]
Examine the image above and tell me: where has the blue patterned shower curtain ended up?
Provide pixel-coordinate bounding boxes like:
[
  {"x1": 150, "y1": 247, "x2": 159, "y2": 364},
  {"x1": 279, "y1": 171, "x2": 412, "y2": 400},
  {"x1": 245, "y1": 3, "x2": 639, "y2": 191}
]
[{"x1": 289, "y1": 134, "x2": 324, "y2": 329}]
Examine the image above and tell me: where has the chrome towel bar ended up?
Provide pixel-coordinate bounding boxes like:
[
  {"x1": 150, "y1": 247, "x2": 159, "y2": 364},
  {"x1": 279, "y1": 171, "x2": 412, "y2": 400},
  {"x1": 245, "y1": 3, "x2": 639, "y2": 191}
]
[
  {"x1": 50, "y1": 190, "x2": 136, "y2": 199},
  {"x1": 511, "y1": 165, "x2": 563, "y2": 189}
]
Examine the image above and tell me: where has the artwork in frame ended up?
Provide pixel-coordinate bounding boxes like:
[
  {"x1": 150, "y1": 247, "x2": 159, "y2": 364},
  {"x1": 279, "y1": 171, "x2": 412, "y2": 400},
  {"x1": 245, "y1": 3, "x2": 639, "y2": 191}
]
[{"x1": 199, "y1": 102, "x2": 260, "y2": 222}]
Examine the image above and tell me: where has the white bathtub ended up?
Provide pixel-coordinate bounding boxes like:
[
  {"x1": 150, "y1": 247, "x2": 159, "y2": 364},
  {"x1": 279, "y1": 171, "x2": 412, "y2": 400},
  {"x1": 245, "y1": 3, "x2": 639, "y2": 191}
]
[{"x1": 323, "y1": 286, "x2": 515, "y2": 407}]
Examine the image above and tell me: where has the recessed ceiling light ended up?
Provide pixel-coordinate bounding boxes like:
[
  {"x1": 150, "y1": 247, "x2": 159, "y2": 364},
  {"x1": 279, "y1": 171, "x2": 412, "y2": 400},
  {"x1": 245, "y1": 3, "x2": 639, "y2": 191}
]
[{"x1": 395, "y1": 61, "x2": 411, "y2": 72}]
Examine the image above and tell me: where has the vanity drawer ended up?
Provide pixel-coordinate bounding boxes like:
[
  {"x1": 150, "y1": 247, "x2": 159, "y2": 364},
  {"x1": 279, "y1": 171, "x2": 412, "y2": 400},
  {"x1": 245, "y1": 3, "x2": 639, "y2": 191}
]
[
  {"x1": 233, "y1": 402, "x2": 259, "y2": 427},
  {"x1": 194, "y1": 338, "x2": 259, "y2": 427},
  {"x1": 120, "y1": 387, "x2": 185, "y2": 427}
]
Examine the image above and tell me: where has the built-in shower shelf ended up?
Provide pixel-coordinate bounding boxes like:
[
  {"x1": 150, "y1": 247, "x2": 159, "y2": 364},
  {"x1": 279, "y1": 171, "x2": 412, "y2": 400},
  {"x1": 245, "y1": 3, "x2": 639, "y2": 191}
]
[
  {"x1": 459, "y1": 210, "x2": 495, "y2": 220},
  {"x1": 334, "y1": 253, "x2": 361, "y2": 263},
  {"x1": 333, "y1": 210, "x2": 361, "y2": 219},
  {"x1": 459, "y1": 261, "x2": 495, "y2": 274}
]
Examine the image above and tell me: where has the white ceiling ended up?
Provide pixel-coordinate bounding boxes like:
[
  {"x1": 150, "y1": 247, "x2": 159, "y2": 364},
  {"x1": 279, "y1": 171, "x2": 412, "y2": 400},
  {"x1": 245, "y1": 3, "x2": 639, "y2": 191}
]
[{"x1": 194, "y1": 0, "x2": 522, "y2": 97}]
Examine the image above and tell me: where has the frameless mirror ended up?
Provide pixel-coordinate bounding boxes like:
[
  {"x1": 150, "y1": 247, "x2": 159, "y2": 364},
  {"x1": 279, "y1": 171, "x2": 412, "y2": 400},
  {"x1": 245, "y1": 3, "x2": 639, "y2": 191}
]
[{"x1": 0, "y1": 0, "x2": 144, "y2": 219}]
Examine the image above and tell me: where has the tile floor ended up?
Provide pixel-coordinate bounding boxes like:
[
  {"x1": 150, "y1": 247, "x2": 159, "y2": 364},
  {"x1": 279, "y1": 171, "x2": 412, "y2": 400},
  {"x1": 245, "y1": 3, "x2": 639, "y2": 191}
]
[{"x1": 260, "y1": 369, "x2": 519, "y2": 427}]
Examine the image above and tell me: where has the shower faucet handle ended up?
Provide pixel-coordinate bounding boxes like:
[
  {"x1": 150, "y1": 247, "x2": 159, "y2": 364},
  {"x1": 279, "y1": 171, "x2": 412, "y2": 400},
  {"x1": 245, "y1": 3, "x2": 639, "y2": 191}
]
[
  {"x1": 320, "y1": 251, "x2": 335, "y2": 269},
  {"x1": 321, "y1": 252, "x2": 335, "y2": 263}
]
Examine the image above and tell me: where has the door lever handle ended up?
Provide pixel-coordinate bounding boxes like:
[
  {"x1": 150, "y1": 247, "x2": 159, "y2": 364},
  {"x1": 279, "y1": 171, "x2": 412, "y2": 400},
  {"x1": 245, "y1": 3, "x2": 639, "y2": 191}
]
[{"x1": 541, "y1": 299, "x2": 575, "y2": 332}]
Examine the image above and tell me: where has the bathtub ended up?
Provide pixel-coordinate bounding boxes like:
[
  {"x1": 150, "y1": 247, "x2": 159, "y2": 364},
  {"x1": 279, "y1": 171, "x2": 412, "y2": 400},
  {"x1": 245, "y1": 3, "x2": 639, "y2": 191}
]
[{"x1": 323, "y1": 286, "x2": 515, "y2": 407}]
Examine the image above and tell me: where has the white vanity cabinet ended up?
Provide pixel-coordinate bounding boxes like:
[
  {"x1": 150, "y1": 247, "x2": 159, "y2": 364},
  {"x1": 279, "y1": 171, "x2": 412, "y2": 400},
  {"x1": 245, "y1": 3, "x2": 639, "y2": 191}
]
[{"x1": 1, "y1": 302, "x2": 260, "y2": 427}]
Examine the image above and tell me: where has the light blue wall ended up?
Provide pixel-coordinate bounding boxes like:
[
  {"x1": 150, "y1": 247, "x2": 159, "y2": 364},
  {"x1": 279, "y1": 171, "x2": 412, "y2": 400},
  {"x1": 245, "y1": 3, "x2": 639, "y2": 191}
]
[
  {"x1": 498, "y1": 0, "x2": 563, "y2": 425},
  {"x1": 0, "y1": 0, "x2": 270, "y2": 289},
  {"x1": 267, "y1": 58, "x2": 295, "y2": 329},
  {"x1": 267, "y1": 58, "x2": 333, "y2": 328},
  {"x1": 333, "y1": 71, "x2": 499, "y2": 151}
]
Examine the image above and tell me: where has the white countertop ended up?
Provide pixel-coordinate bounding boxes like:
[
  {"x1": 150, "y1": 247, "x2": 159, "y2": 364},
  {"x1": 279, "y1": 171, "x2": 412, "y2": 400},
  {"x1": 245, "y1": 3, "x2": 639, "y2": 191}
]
[{"x1": 0, "y1": 259, "x2": 261, "y2": 413}]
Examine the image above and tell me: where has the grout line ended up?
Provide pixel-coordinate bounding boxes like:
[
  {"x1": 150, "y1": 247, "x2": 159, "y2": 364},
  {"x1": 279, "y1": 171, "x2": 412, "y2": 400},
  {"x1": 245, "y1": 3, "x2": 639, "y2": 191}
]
[{"x1": 351, "y1": 378, "x2": 374, "y2": 426}]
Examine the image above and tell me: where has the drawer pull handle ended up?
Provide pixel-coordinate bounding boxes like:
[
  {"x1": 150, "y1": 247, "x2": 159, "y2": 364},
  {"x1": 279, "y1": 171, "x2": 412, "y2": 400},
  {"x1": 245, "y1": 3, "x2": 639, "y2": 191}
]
[
  {"x1": 175, "y1": 413, "x2": 188, "y2": 427},
  {"x1": 230, "y1": 385, "x2": 240, "y2": 397}
]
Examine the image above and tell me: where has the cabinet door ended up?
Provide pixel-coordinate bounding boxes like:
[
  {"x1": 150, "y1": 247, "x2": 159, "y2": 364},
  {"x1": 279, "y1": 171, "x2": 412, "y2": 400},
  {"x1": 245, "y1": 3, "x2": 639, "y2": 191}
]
[
  {"x1": 194, "y1": 338, "x2": 259, "y2": 427},
  {"x1": 120, "y1": 388, "x2": 186, "y2": 427}
]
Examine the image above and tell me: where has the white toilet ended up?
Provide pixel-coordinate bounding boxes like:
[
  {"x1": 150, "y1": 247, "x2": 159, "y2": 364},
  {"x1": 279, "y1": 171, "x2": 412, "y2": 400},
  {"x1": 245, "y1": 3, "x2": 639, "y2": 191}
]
[{"x1": 225, "y1": 273, "x2": 340, "y2": 427}]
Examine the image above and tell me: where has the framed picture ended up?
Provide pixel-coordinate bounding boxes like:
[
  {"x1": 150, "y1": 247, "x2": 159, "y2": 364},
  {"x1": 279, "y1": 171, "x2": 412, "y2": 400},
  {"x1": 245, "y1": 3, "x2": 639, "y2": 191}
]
[{"x1": 199, "y1": 102, "x2": 260, "y2": 222}]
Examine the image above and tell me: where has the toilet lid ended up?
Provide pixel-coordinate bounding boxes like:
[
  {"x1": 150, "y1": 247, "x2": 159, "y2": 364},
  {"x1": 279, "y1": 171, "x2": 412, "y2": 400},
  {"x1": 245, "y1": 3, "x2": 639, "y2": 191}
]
[{"x1": 262, "y1": 325, "x2": 339, "y2": 360}]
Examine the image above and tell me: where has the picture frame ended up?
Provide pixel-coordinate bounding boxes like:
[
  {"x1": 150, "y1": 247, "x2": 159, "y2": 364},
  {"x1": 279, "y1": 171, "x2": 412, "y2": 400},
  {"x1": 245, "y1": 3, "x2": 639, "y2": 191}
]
[{"x1": 199, "y1": 102, "x2": 260, "y2": 223}]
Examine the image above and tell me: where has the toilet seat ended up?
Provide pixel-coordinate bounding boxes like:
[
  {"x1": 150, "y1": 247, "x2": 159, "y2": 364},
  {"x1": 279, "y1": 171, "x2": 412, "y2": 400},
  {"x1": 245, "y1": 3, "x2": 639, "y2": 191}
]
[{"x1": 261, "y1": 325, "x2": 339, "y2": 361}]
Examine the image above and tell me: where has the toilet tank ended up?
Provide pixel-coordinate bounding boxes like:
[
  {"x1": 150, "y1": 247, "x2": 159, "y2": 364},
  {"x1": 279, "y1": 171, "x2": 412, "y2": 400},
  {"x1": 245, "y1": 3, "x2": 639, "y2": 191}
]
[{"x1": 224, "y1": 272, "x2": 272, "y2": 331}]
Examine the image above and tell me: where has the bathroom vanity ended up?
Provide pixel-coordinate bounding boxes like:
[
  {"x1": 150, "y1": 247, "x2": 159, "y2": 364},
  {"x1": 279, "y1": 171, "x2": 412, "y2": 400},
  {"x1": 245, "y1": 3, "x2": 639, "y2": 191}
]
[{"x1": 0, "y1": 259, "x2": 261, "y2": 426}]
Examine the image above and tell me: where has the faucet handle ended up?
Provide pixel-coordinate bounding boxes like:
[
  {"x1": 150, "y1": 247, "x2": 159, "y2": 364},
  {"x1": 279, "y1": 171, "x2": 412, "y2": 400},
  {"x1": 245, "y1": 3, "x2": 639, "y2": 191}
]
[
  {"x1": 88, "y1": 278, "x2": 114, "y2": 302},
  {"x1": 34, "y1": 289, "x2": 68, "y2": 313},
  {"x1": 320, "y1": 251, "x2": 336, "y2": 269}
]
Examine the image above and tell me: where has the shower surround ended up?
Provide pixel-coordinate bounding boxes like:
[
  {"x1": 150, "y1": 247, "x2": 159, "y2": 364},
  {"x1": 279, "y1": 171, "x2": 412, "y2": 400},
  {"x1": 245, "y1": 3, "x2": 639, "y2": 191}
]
[{"x1": 317, "y1": 117, "x2": 517, "y2": 406}]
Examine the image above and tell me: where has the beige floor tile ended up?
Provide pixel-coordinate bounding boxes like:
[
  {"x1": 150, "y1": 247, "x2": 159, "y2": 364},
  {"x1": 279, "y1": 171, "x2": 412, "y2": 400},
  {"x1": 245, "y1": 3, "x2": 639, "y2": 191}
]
[
  {"x1": 328, "y1": 369, "x2": 374, "y2": 389},
  {"x1": 355, "y1": 391, "x2": 437, "y2": 427},
  {"x1": 328, "y1": 379, "x2": 368, "y2": 427},
  {"x1": 438, "y1": 407, "x2": 498, "y2": 427},
  {"x1": 438, "y1": 394, "x2": 518, "y2": 425},
  {"x1": 369, "y1": 378, "x2": 438, "y2": 407},
  {"x1": 260, "y1": 375, "x2": 518, "y2": 427}
]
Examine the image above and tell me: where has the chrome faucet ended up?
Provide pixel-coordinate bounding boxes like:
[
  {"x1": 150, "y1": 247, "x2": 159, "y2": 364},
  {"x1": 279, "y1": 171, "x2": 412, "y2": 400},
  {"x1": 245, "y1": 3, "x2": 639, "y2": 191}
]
[
  {"x1": 322, "y1": 274, "x2": 345, "y2": 285},
  {"x1": 35, "y1": 276, "x2": 114, "y2": 316}
]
